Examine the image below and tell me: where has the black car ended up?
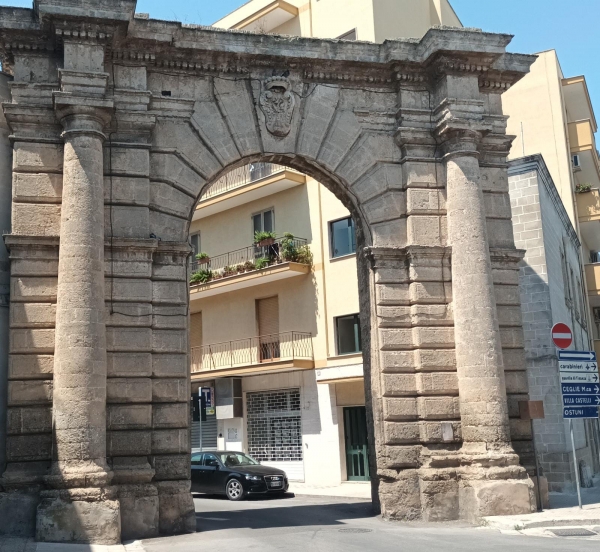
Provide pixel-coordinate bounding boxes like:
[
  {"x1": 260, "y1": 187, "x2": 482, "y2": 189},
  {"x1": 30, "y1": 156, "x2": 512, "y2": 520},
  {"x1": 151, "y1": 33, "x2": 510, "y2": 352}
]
[{"x1": 191, "y1": 451, "x2": 289, "y2": 501}]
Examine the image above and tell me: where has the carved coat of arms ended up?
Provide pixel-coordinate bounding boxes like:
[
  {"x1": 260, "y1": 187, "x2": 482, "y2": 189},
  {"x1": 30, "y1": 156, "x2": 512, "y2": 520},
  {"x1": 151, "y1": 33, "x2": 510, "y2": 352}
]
[{"x1": 259, "y1": 76, "x2": 295, "y2": 137}]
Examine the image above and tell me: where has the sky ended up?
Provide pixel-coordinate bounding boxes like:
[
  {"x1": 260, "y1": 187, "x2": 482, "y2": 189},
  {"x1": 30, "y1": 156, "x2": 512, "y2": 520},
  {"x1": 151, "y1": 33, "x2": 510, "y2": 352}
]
[{"x1": 2, "y1": 0, "x2": 599, "y2": 117}]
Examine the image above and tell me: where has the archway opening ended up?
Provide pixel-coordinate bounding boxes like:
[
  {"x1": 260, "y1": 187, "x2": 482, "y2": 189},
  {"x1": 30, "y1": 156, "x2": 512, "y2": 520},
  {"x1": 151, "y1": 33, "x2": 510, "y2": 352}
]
[{"x1": 186, "y1": 156, "x2": 375, "y2": 505}]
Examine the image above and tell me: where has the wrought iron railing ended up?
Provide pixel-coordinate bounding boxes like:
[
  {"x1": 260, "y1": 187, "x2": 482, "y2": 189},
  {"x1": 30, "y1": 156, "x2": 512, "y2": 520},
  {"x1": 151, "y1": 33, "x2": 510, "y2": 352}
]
[
  {"x1": 191, "y1": 331, "x2": 313, "y2": 373},
  {"x1": 190, "y1": 236, "x2": 309, "y2": 276},
  {"x1": 200, "y1": 163, "x2": 298, "y2": 200}
]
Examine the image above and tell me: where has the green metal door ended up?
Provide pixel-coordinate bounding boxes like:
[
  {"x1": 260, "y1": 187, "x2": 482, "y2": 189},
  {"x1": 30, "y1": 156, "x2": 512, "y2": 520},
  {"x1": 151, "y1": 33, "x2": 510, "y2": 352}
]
[{"x1": 343, "y1": 407, "x2": 370, "y2": 481}]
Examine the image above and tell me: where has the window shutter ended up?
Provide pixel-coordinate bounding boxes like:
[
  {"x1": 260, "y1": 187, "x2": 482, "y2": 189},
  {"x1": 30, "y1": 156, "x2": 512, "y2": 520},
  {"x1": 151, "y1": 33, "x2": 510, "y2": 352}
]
[
  {"x1": 190, "y1": 312, "x2": 203, "y2": 348},
  {"x1": 257, "y1": 296, "x2": 279, "y2": 339}
]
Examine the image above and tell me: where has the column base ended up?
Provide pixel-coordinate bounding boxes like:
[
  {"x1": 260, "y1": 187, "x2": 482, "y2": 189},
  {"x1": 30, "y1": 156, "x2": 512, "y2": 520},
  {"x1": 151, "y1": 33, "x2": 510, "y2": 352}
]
[
  {"x1": 157, "y1": 481, "x2": 196, "y2": 535},
  {"x1": 36, "y1": 488, "x2": 121, "y2": 545},
  {"x1": 119, "y1": 484, "x2": 159, "y2": 540}
]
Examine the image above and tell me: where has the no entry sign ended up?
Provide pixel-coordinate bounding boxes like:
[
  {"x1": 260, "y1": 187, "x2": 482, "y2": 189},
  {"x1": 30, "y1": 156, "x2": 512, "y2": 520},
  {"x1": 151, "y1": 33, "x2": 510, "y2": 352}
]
[{"x1": 552, "y1": 323, "x2": 573, "y2": 349}]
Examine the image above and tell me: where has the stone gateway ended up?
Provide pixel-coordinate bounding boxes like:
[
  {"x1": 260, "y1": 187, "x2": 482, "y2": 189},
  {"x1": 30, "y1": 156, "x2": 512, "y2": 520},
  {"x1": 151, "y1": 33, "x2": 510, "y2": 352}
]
[{"x1": 0, "y1": 0, "x2": 538, "y2": 544}]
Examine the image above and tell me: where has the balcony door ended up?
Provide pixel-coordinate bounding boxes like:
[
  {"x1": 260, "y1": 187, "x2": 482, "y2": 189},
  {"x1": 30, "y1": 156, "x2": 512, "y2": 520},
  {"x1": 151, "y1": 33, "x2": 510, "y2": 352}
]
[{"x1": 257, "y1": 296, "x2": 280, "y2": 362}]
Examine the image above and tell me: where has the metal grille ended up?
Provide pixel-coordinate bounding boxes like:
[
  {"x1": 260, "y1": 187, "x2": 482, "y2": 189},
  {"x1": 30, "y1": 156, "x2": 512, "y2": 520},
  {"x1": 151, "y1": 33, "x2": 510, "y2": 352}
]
[{"x1": 247, "y1": 389, "x2": 303, "y2": 462}]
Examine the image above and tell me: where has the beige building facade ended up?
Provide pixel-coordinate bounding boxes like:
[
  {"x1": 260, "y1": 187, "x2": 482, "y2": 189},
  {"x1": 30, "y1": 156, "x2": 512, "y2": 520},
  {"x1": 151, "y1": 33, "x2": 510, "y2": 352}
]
[{"x1": 0, "y1": 0, "x2": 541, "y2": 544}]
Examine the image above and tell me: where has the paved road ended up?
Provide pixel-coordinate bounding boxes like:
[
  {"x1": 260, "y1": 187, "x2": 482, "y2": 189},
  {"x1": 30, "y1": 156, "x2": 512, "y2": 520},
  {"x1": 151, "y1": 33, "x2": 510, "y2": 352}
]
[{"x1": 139, "y1": 494, "x2": 600, "y2": 552}]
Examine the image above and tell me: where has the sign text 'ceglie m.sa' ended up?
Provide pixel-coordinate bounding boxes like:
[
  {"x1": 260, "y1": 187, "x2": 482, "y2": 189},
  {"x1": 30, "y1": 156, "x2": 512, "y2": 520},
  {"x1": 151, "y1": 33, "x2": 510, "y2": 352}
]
[{"x1": 558, "y1": 349, "x2": 599, "y2": 419}]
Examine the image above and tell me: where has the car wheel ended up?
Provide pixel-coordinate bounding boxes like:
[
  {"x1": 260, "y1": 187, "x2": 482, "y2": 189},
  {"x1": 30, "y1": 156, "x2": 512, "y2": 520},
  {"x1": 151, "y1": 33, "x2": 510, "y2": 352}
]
[{"x1": 226, "y1": 478, "x2": 245, "y2": 501}]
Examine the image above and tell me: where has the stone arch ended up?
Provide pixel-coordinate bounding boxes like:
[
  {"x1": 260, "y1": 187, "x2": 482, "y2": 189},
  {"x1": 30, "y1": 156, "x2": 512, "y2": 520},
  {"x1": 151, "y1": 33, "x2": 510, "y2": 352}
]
[{"x1": 0, "y1": 2, "x2": 538, "y2": 544}]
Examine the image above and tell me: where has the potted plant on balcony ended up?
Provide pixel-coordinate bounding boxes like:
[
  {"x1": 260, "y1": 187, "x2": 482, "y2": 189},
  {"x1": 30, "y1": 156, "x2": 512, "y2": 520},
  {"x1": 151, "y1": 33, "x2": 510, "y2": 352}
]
[
  {"x1": 242, "y1": 260, "x2": 256, "y2": 273},
  {"x1": 255, "y1": 257, "x2": 270, "y2": 270},
  {"x1": 254, "y1": 230, "x2": 276, "y2": 247},
  {"x1": 195, "y1": 252, "x2": 210, "y2": 264},
  {"x1": 223, "y1": 265, "x2": 236, "y2": 277},
  {"x1": 576, "y1": 183, "x2": 592, "y2": 193},
  {"x1": 190, "y1": 268, "x2": 212, "y2": 284}
]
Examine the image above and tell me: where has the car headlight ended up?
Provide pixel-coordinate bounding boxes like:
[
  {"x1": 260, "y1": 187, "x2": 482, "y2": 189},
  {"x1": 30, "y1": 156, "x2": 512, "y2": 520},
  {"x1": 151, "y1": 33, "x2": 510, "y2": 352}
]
[{"x1": 245, "y1": 475, "x2": 262, "y2": 481}]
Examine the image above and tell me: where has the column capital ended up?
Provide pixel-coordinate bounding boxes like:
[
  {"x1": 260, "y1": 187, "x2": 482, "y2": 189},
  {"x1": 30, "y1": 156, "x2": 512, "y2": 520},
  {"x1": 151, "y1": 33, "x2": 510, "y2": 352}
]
[{"x1": 53, "y1": 92, "x2": 114, "y2": 140}]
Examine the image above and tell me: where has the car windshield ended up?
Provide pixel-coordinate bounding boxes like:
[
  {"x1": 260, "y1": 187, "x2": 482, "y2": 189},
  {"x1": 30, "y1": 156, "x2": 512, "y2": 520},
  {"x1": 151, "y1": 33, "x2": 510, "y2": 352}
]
[{"x1": 218, "y1": 452, "x2": 260, "y2": 467}]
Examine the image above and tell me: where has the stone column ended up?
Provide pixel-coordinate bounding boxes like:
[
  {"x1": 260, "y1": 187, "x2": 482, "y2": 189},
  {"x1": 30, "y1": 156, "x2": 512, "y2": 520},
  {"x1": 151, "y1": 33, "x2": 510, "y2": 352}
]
[
  {"x1": 36, "y1": 98, "x2": 121, "y2": 544},
  {"x1": 443, "y1": 129, "x2": 512, "y2": 448}
]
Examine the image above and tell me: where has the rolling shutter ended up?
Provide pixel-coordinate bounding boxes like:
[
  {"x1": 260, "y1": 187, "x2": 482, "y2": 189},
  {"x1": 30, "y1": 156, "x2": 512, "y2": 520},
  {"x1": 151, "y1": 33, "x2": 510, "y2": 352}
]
[
  {"x1": 190, "y1": 312, "x2": 203, "y2": 349},
  {"x1": 257, "y1": 296, "x2": 279, "y2": 338}
]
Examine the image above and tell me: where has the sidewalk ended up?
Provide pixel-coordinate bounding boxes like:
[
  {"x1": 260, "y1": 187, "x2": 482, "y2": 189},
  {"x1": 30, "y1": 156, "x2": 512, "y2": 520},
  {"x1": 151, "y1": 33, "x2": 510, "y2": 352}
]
[
  {"x1": 288, "y1": 481, "x2": 371, "y2": 499},
  {"x1": 0, "y1": 540, "x2": 144, "y2": 552},
  {"x1": 483, "y1": 481, "x2": 600, "y2": 539}
]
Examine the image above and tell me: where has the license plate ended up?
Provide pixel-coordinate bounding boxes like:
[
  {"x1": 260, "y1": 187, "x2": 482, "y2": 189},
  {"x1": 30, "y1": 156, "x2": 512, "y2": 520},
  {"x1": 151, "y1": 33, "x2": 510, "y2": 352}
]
[{"x1": 270, "y1": 481, "x2": 282, "y2": 487}]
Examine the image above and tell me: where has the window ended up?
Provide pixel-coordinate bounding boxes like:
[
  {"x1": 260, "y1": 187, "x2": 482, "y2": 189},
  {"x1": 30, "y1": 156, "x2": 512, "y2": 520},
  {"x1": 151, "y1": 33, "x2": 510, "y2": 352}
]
[
  {"x1": 190, "y1": 233, "x2": 200, "y2": 257},
  {"x1": 252, "y1": 208, "x2": 274, "y2": 236},
  {"x1": 336, "y1": 314, "x2": 362, "y2": 355},
  {"x1": 337, "y1": 29, "x2": 357, "y2": 41},
  {"x1": 330, "y1": 217, "x2": 356, "y2": 258},
  {"x1": 191, "y1": 453, "x2": 203, "y2": 466}
]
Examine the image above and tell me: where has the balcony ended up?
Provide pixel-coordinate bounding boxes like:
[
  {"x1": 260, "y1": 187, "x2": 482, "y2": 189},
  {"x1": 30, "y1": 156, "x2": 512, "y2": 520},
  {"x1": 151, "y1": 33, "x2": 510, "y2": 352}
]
[
  {"x1": 191, "y1": 331, "x2": 314, "y2": 378},
  {"x1": 576, "y1": 188, "x2": 600, "y2": 223},
  {"x1": 190, "y1": 236, "x2": 312, "y2": 299},
  {"x1": 194, "y1": 163, "x2": 306, "y2": 221}
]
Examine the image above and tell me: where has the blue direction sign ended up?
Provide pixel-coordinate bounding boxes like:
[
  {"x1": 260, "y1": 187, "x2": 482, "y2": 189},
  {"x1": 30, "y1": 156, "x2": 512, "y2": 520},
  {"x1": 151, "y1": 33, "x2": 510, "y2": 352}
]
[
  {"x1": 563, "y1": 396, "x2": 600, "y2": 407},
  {"x1": 563, "y1": 406, "x2": 599, "y2": 419},
  {"x1": 562, "y1": 383, "x2": 600, "y2": 395},
  {"x1": 558, "y1": 350, "x2": 597, "y2": 362}
]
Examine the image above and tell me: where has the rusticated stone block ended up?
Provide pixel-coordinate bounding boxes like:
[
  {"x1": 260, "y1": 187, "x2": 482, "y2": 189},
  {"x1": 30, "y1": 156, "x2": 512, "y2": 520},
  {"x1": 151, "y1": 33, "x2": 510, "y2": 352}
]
[
  {"x1": 410, "y1": 282, "x2": 451, "y2": 304},
  {"x1": 497, "y1": 306, "x2": 523, "y2": 327},
  {"x1": 107, "y1": 404, "x2": 152, "y2": 430},
  {"x1": 362, "y1": 190, "x2": 407, "y2": 224},
  {"x1": 152, "y1": 379, "x2": 188, "y2": 403},
  {"x1": 419, "y1": 421, "x2": 461, "y2": 443},
  {"x1": 417, "y1": 396, "x2": 460, "y2": 420},
  {"x1": 151, "y1": 454, "x2": 190, "y2": 481},
  {"x1": 13, "y1": 142, "x2": 63, "y2": 172},
  {"x1": 7, "y1": 406, "x2": 52, "y2": 434},
  {"x1": 10, "y1": 303, "x2": 56, "y2": 328},
  {"x1": 420, "y1": 477, "x2": 459, "y2": 522},
  {"x1": 407, "y1": 188, "x2": 446, "y2": 215},
  {"x1": 106, "y1": 278, "x2": 152, "y2": 303},
  {"x1": 413, "y1": 327, "x2": 454, "y2": 348},
  {"x1": 152, "y1": 354, "x2": 187, "y2": 378},
  {"x1": 118, "y1": 484, "x2": 159, "y2": 540},
  {"x1": 382, "y1": 374, "x2": 417, "y2": 397},
  {"x1": 376, "y1": 283, "x2": 409, "y2": 306},
  {"x1": 410, "y1": 304, "x2": 453, "y2": 327},
  {"x1": 378, "y1": 445, "x2": 421, "y2": 469},
  {"x1": 151, "y1": 429, "x2": 189, "y2": 454},
  {"x1": 500, "y1": 327, "x2": 525, "y2": 349},
  {"x1": 402, "y1": 160, "x2": 440, "y2": 189},
  {"x1": 7, "y1": 434, "x2": 52, "y2": 461},
  {"x1": 105, "y1": 303, "x2": 152, "y2": 328},
  {"x1": 104, "y1": 146, "x2": 149, "y2": 177},
  {"x1": 103, "y1": 175, "x2": 149, "y2": 205},
  {"x1": 152, "y1": 329, "x2": 187, "y2": 353},
  {"x1": 376, "y1": 306, "x2": 411, "y2": 328},
  {"x1": 12, "y1": 203, "x2": 61, "y2": 236},
  {"x1": 156, "y1": 480, "x2": 195, "y2": 535},
  {"x1": 383, "y1": 397, "x2": 417, "y2": 421},
  {"x1": 150, "y1": 181, "x2": 195, "y2": 219},
  {"x1": 502, "y1": 348, "x2": 527, "y2": 371},
  {"x1": 494, "y1": 284, "x2": 520, "y2": 306},
  {"x1": 371, "y1": 218, "x2": 408, "y2": 249},
  {"x1": 107, "y1": 378, "x2": 152, "y2": 404},
  {"x1": 8, "y1": 380, "x2": 53, "y2": 406},
  {"x1": 152, "y1": 403, "x2": 188, "y2": 429},
  {"x1": 505, "y1": 371, "x2": 529, "y2": 394},
  {"x1": 9, "y1": 355, "x2": 54, "y2": 379},
  {"x1": 407, "y1": 215, "x2": 446, "y2": 246},
  {"x1": 379, "y1": 329, "x2": 412, "y2": 350},
  {"x1": 13, "y1": 172, "x2": 62, "y2": 203},
  {"x1": 416, "y1": 372, "x2": 458, "y2": 396},
  {"x1": 10, "y1": 329, "x2": 55, "y2": 354},
  {"x1": 415, "y1": 349, "x2": 456, "y2": 372},
  {"x1": 107, "y1": 353, "x2": 152, "y2": 378},
  {"x1": 0, "y1": 491, "x2": 40, "y2": 537},
  {"x1": 108, "y1": 430, "x2": 152, "y2": 457},
  {"x1": 486, "y1": 219, "x2": 515, "y2": 249},
  {"x1": 106, "y1": 327, "x2": 152, "y2": 352},
  {"x1": 11, "y1": 277, "x2": 57, "y2": 302},
  {"x1": 384, "y1": 421, "x2": 420, "y2": 444},
  {"x1": 381, "y1": 350, "x2": 414, "y2": 373}
]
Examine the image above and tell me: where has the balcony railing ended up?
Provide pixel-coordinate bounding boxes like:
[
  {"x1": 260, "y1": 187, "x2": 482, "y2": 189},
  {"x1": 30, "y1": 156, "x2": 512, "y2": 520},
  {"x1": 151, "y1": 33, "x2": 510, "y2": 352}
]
[
  {"x1": 190, "y1": 236, "x2": 310, "y2": 282},
  {"x1": 200, "y1": 163, "x2": 297, "y2": 201},
  {"x1": 191, "y1": 331, "x2": 313, "y2": 373}
]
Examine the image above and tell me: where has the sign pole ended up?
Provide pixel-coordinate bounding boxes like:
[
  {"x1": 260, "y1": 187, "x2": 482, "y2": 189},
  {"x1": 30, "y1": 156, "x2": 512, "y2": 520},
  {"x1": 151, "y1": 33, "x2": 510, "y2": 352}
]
[
  {"x1": 569, "y1": 419, "x2": 583, "y2": 509},
  {"x1": 531, "y1": 419, "x2": 543, "y2": 512}
]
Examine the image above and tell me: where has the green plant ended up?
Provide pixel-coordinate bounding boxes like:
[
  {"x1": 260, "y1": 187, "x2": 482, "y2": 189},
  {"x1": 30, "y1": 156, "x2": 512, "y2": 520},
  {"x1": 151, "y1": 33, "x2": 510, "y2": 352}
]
[
  {"x1": 576, "y1": 183, "x2": 592, "y2": 193},
  {"x1": 255, "y1": 257, "x2": 270, "y2": 270},
  {"x1": 243, "y1": 260, "x2": 256, "y2": 272},
  {"x1": 254, "y1": 230, "x2": 276, "y2": 244},
  {"x1": 195, "y1": 252, "x2": 209, "y2": 260},
  {"x1": 223, "y1": 265, "x2": 236, "y2": 277},
  {"x1": 281, "y1": 232, "x2": 297, "y2": 261},
  {"x1": 295, "y1": 245, "x2": 313, "y2": 266},
  {"x1": 190, "y1": 269, "x2": 212, "y2": 284}
]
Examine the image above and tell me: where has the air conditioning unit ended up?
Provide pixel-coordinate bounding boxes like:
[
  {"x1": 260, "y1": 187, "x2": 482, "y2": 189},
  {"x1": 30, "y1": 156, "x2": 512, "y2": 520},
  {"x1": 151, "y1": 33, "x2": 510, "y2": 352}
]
[{"x1": 572, "y1": 154, "x2": 582, "y2": 168}]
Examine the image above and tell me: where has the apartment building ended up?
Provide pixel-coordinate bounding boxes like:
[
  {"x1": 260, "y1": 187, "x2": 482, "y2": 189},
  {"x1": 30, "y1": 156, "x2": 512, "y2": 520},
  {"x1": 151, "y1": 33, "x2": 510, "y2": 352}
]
[
  {"x1": 186, "y1": 0, "x2": 463, "y2": 489},
  {"x1": 189, "y1": 165, "x2": 367, "y2": 485},
  {"x1": 503, "y1": 51, "x2": 600, "y2": 490}
]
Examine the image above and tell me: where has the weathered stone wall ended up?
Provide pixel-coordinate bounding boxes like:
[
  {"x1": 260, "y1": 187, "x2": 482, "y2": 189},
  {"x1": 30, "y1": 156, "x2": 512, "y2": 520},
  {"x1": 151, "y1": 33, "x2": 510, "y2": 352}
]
[
  {"x1": 0, "y1": 0, "x2": 538, "y2": 542},
  {"x1": 508, "y1": 155, "x2": 596, "y2": 492}
]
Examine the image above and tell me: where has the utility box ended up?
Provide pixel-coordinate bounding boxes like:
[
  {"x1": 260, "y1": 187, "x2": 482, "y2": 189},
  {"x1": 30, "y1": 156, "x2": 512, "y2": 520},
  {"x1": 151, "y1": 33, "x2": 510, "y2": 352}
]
[{"x1": 216, "y1": 378, "x2": 243, "y2": 419}]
